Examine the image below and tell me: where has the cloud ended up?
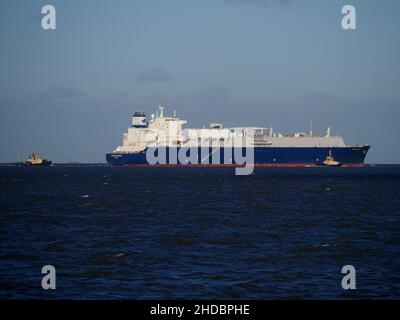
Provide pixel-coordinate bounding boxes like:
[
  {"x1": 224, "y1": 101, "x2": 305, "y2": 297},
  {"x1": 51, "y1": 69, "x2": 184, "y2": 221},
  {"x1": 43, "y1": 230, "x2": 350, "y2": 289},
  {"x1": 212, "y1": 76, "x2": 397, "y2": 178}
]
[
  {"x1": 224, "y1": 0, "x2": 293, "y2": 8},
  {"x1": 22, "y1": 86, "x2": 86, "y2": 101},
  {"x1": 136, "y1": 67, "x2": 174, "y2": 83},
  {"x1": 47, "y1": 86, "x2": 86, "y2": 99}
]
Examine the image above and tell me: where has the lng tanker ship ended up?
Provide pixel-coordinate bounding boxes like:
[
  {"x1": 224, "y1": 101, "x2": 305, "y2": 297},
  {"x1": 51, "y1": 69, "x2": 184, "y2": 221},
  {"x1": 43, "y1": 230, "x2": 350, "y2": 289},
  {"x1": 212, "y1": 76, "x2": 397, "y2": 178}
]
[{"x1": 106, "y1": 106, "x2": 370, "y2": 166}]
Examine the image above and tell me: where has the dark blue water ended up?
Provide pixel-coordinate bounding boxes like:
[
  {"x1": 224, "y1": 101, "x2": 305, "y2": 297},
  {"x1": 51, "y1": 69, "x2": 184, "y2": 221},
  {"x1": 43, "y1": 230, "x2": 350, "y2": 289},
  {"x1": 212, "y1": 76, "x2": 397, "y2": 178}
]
[{"x1": 0, "y1": 165, "x2": 399, "y2": 299}]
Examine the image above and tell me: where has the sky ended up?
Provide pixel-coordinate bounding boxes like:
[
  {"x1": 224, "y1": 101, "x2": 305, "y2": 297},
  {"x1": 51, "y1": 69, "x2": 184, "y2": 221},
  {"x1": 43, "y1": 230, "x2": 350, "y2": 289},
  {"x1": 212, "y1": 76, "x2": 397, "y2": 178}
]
[{"x1": 0, "y1": 0, "x2": 399, "y2": 163}]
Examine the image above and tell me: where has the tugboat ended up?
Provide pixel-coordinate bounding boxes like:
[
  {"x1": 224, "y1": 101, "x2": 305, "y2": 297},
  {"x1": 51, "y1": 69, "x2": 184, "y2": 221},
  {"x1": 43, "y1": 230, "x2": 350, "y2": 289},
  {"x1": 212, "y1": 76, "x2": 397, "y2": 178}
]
[
  {"x1": 19, "y1": 153, "x2": 52, "y2": 166},
  {"x1": 318, "y1": 150, "x2": 342, "y2": 167}
]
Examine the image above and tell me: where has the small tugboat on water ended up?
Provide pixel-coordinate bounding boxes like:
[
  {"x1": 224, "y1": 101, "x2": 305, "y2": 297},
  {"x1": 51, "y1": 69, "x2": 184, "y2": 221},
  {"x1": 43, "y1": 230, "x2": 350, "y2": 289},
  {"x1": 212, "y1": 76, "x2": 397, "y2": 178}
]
[
  {"x1": 19, "y1": 152, "x2": 52, "y2": 166},
  {"x1": 317, "y1": 150, "x2": 342, "y2": 167}
]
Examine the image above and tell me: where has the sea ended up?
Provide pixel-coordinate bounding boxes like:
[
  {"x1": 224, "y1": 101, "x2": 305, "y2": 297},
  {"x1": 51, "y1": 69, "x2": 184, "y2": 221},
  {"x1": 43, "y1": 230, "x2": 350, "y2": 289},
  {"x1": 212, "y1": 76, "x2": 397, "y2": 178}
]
[{"x1": 0, "y1": 165, "x2": 399, "y2": 299}]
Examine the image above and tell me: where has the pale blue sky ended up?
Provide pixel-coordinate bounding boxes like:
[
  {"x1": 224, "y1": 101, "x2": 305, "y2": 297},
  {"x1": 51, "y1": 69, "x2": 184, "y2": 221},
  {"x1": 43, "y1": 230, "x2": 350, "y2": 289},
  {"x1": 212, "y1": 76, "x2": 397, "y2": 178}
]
[{"x1": 0, "y1": 0, "x2": 399, "y2": 162}]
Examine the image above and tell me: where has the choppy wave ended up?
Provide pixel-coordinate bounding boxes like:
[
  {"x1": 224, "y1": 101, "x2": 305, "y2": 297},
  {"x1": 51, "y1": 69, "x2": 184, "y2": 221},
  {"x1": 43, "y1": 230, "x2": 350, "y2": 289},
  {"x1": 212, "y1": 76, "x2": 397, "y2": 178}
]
[{"x1": 0, "y1": 165, "x2": 400, "y2": 299}]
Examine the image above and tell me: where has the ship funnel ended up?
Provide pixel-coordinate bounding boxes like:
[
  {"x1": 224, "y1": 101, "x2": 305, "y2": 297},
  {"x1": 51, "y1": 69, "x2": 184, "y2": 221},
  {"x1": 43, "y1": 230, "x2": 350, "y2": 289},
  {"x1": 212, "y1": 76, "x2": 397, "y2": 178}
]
[{"x1": 132, "y1": 110, "x2": 148, "y2": 128}]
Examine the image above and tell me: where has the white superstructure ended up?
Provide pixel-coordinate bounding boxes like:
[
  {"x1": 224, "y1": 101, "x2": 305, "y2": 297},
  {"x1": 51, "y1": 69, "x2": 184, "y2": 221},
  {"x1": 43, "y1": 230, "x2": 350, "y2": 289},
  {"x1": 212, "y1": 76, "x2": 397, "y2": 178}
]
[{"x1": 112, "y1": 106, "x2": 347, "y2": 153}]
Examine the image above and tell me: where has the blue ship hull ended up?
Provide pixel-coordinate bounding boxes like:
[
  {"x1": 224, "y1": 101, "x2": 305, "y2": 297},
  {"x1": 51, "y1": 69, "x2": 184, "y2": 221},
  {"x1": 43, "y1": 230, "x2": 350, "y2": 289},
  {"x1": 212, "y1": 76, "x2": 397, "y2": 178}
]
[{"x1": 106, "y1": 146, "x2": 370, "y2": 166}]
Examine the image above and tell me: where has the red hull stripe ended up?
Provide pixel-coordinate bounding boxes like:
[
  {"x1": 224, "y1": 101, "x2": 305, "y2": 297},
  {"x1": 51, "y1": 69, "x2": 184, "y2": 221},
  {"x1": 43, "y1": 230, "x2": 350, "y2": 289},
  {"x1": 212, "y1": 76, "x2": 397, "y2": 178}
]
[{"x1": 119, "y1": 163, "x2": 366, "y2": 167}]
